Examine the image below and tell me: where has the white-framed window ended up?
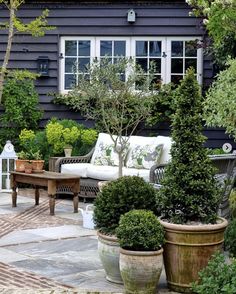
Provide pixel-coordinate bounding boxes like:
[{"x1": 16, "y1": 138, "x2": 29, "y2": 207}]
[{"x1": 59, "y1": 36, "x2": 202, "y2": 93}]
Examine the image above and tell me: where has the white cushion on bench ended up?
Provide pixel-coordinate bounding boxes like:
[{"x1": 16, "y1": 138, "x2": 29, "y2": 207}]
[
  {"x1": 156, "y1": 136, "x2": 172, "y2": 164},
  {"x1": 61, "y1": 163, "x2": 90, "y2": 178},
  {"x1": 87, "y1": 165, "x2": 119, "y2": 181}
]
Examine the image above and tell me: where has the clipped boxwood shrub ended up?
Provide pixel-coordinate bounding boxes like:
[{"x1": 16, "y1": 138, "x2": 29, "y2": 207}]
[
  {"x1": 192, "y1": 252, "x2": 236, "y2": 293},
  {"x1": 93, "y1": 176, "x2": 158, "y2": 235},
  {"x1": 156, "y1": 68, "x2": 221, "y2": 224},
  {"x1": 116, "y1": 209, "x2": 165, "y2": 251},
  {"x1": 224, "y1": 218, "x2": 236, "y2": 257}
]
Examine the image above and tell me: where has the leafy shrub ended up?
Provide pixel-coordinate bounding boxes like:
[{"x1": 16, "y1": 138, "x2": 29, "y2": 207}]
[
  {"x1": 147, "y1": 83, "x2": 177, "y2": 126},
  {"x1": 116, "y1": 209, "x2": 164, "y2": 251},
  {"x1": 157, "y1": 68, "x2": 221, "y2": 224},
  {"x1": 45, "y1": 118, "x2": 98, "y2": 156},
  {"x1": 0, "y1": 70, "x2": 42, "y2": 149},
  {"x1": 224, "y1": 218, "x2": 236, "y2": 257},
  {"x1": 229, "y1": 189, "x2": 236, "y2": 219},
  {"x1": 192, "y1": 252, "x2": 236, "y2": 294},
  {"x1": 93, "y1": 176, "x2": 158, "y2": 235}
]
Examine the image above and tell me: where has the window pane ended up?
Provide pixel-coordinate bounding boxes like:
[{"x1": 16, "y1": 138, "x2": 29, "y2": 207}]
[
  {"x1": 171, "y1": 75, "x2": 183, "y2": 84},
  {"x1": 136, "y1": 58, "x2": 148, "y2": 72},
  {"x1": 150, "y1": 41, "x2": 162, "y2": 57},
  {"x1": 150, "y1": 58, "x2": 161, "y2": 73},
  {"x1": 65, "y1": 41, "x2": 77, "y2": 56},
  {"x1": 65, "y1": 58, "x2": 77, "y2": 73},
  {"x1": 2, "y1": 159, "x2": 7, "y2": 172},
  {"x1": 136, "y1": 41, "x2": 148, "y2": 56},
  {"x1": 152, "y1": 76, "x2": 162, "y2": 89},
  {"x1": 171, "y1": 59, "x2": 183, "y2": 73},
  {"x1": 78, "y1": 41, "x2": 90, "y2": 56},
  {"x1": 185, "y1": 41, "x2": 197, "y2": 57},
  {"x1": 78, "y1": 58, "x2": 90, "y2": 72},
  {"x1": 101, "y1": 41, "x2": 112, "y2": 56},
  {"x1": 65, "y1": 74, "x2": 76, "y2": 89},
  {"x1": 185, "y1": 59, "x2": 197, "y2": 71},
  {"x1": 114, "y1": 41, "x2": 126, "y2": 56},
  {"x1": 171, "y1": 41, "x2": 183, "y2": 57}
]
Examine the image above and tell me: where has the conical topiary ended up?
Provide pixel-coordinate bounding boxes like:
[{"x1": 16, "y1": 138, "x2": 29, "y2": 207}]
[{"x1": 157, "y1": 68, "x2": 221, "y2": 224}]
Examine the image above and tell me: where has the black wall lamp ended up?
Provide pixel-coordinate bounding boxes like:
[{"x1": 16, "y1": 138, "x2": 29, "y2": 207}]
[{"x1": 37, "y1": 56, "x2": 49, "y2": 77}]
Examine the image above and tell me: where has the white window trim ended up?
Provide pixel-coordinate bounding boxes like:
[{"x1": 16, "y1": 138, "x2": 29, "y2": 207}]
[{"x1": 59, "y1": 36, "x2": 203, "y2": 93}]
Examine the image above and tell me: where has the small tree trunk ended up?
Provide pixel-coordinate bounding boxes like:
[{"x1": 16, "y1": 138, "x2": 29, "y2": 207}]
[
  {"x1": 118, "y1": 151, "x2": 123, "y2": 177},
  {"x1": 0, "y1": 5, "x2": 15, "y2": 104}
]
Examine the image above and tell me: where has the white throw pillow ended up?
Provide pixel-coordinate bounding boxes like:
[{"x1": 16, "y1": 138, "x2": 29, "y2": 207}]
[
  {"x1": 126, "y1": 144, "x2": 163, "y2": 169},
  {"x1": 93, "y1": 142, "x2": 119, "y2": 166}
]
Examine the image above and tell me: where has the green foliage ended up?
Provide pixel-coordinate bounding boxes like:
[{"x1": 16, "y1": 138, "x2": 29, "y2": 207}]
[
  {"x1": 225, "y1": 218, "x2": 236, "y2": 257},
  {"x1": 0, "y1": 70, "x2": 42, "y2": 148},
  {"x1": 146, "y1": 83, "x2": 177, "y2": 126},
  {"x1": 192, "y1": 252, "x2": 236, "y2": 293},
  {"x1": 206, "y1": 148, "x2": 227, "y2": 155},
  {"x1": 156, "y1": 68, "x2": 221, "y2": 224},
  {"x1": 93, "y1": 176, "x2": 158, "y2": 235},
  {"x1": 229, "y1": 189, "x2": 236, "y2": 219},
  {"x1": 187, "y1": 0, "x2": 236, "y2": 69},
  {"x1": 18, "y1": 129, "x2": 43, "y2": 160},
  {"x1": 204, "y1": 59, "x2": 236, "y2": 140},
  {"x1": 13, "y1": 9, "x2": 55, "y2": 37},
  {"x1": 116, "y1": 209, "x2": 165, "y2": 251},
  {"x1": 54, "y1": 58, "x2": 155, "y2": 176},
  {"x1": 45, "y1": 118, "x2": 98, "y2": 156}
]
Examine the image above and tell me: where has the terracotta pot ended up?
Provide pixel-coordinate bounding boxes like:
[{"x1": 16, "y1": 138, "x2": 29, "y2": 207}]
[
  {"x1": 160, "y1": 218, "x2": 228, "y2": 293},
  {"x1": 15, "y1": 159, "x2": 28, "y2": 172},
  {"x1": 24, "y1": 162, "x2": 33, "y2": 174},
  {"x1": 97, "y1": 231, "x2": 123, "y2": 284},
  {"x1": 120, "y1": 247, "x2": 163, "y2": 294},
  {"x1": 31, "y1": 160, "x2": 44, "y2": 172}
]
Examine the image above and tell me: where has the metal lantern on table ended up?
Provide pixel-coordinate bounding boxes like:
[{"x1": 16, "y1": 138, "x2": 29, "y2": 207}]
[{"x1": 0, "y1": 141, "x2": 17, "y2": 191}]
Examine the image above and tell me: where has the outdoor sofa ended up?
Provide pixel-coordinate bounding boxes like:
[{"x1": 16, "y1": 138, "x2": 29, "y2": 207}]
[{"x1": 54, "y1": 133, "x2": 172, "y2": 199}]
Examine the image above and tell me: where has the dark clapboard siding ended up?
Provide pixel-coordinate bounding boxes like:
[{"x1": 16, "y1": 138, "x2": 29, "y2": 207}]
[{"x1": 0, "y1": 0, "x2": 235, "y2": 149}]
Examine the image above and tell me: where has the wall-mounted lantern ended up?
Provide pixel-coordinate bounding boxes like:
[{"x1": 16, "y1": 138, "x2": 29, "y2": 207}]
[
  {"x1": 127, "y1": 9, "x2": 136, "y2": 23},
  {"x1": 0, "y1": 141, "x2": 17, "y2": 192},
  {"x1": 37, "y1": 56, "x2": 49, "y2": 77}
]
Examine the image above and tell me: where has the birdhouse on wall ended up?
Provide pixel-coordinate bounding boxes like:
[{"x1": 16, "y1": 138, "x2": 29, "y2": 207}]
[{"x1": 0, "y1": 141, "x2": 17, "y2": 192}]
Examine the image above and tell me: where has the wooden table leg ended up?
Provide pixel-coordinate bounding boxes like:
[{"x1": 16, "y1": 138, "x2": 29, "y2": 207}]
[
  {"x1": 49, "y1": 195, "x2": 56, "y2": 215},
  {"x1": 72, "y1": 180, "x2": 80, "y2": 213},
  {"x1": 11, "y1": 174, "x2": 17, "y2": 207},
  {"x1": 48, "y1": 180, "x2": 57, "y2": 216},
  {"x1": 35, "y1": 186, "x2": 40, "y2": 205}
]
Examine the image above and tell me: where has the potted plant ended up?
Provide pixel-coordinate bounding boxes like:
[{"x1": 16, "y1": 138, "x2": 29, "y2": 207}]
[
  {"x1": 116, "y1": 209, "x2": 165, "y2": 294},
  {"x1": 156, "y1": 68, "x2": 228, "y2": 292},
  {"x1": 93, "y1": 175, "x2": 158, "y2": 284},
  {"x1": 18, "y1": 129, "x2": 44, "y2": 172}
]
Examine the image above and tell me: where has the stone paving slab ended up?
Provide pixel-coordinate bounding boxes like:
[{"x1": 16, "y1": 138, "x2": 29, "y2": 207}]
[{"x1": 0, "y1": 190, "x2": 178, "y2": 293}]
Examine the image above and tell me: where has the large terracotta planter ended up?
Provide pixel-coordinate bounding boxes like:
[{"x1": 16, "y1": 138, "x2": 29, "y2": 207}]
[
  {"x1": 120, "y1": 247, "x2": 163, "y2": 294},
  {"x1": 97, "y1": 231, "x2": 123, "y2": 284},
  {"x1": 160, "y1": 218, "x2": 228, "y2": 293}
]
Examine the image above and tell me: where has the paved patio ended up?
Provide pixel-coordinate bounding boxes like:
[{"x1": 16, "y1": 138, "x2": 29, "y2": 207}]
[{"x1": 0, "y1": 189, "x2": 177, "y2": 293}]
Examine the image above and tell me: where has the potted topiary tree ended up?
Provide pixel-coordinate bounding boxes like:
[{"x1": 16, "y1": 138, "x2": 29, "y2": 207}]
[
  {"x1": 156, "y1": 68, "x2": 228, "y2": 292},
  {"x1": 116, "y1": 209, "x2": 165, "y2": 294},
  {"x1": 93, "y1": 176, "x2": 158, "y2": 284}
]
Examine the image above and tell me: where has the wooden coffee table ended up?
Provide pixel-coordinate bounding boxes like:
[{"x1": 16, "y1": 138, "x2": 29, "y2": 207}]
[{"x1": 10, "y1": 171, "x2": 80, "y2": 215}]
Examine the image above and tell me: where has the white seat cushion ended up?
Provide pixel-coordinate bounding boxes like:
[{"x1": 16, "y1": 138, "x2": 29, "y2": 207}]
[
  {"x1": 86, "y1": 165, "x2": 119, "y2": 181},
  {"x1": 123, "y1": 167, "x2": 150, "y2": 182},
  {"x1": 61, "y1": 163, "x2": 91, "y2": 178}
]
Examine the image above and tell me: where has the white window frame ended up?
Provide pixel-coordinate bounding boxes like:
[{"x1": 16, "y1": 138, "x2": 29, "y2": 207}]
[{"x1": 59, "y1": 36, "x2": 203, "y2": 93}]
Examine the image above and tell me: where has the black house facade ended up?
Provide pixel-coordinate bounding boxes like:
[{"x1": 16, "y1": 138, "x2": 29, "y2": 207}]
[{"x1": 0, "y1": 0, "x2": 234, "y2": 149}]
